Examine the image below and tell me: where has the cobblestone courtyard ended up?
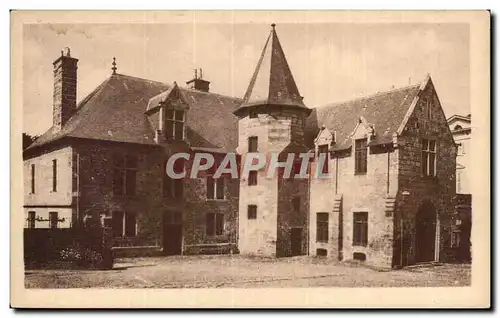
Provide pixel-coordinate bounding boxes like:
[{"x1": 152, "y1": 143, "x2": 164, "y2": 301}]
[{"x1": 25, "y1": 255, "x2": 471, "y2": 289}]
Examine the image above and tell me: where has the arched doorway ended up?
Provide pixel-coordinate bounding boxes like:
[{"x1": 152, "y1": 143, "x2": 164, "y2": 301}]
[{"x1": 415, "y1": 201, "x2": 438, "y2": 263}]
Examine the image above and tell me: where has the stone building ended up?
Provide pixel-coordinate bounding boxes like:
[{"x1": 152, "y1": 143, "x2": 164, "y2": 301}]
[
  {"x1": 447, "y1": 114, "x2": 472, "y2": 262},
  {"x1": 23, "y1": 25, "x2": 457, "y2": 267}
]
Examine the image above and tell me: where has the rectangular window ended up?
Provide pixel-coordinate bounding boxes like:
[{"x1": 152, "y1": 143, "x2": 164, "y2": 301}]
[
  {"x1": 125, "y1": 213, "x2": 137, "y2": 237},
  {"x1": 165, "y1": 109, "x2": 185, "y2": 140},
  {"x1": 248, "y1": 205, "x2": 257, "y2": 219},
  {"x1": 112, "y1": 211, "x2": 124, "y2": 237},
  {"x1": 316, "y1": 213, "x2": 329, "y2": 243},
  {"x1": 353, "y1": 212, "x2": 368, "y2": 246},
  {"x1": 206, "y1": 212, "x2": 224, "y2": 236},
  {"x1": 248, "y1": 136, "x2": 258, "y2": 153},
  {"x1": 164, "y1": 176, "x2": 183, "y2": 199},
  {"x1": 207, "y1": 176, "x2": 225, "y2": 200},
  {"x1": 317, "y1": 144, "x2": 329, "y2": 174},
  {"x1": 113, "y1": 154, "x2": 137, "y2": 196},
  {"x1": 52, "y1": 159, "x2": 57, "y2": 192},
  {"x1": 30, "y1": 164, "x2": 35, "y2": 194},
  {"x1": 354, "y1": 138, "x2": 368, "y2": 174},
  {"x1": 248, "y1": 171, "x2": 258, "y2": 186},
  {"x1": 421, "y1": 139, "x2": 437, "y2": 176},
  {"x1": 28, "y1": 211, "x2": 36, "y2": 229},
  {"x1": 49, "y1": 212, "x2": 58, "y2": 229}
]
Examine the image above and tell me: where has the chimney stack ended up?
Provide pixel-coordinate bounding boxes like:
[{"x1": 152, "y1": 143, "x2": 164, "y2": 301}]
[
  {"x1": 186, "y1": 68, "x2": 210, "y2": 92},
  {"x1": 53, "y1": 47, "x2": 78, "y2": 130}
]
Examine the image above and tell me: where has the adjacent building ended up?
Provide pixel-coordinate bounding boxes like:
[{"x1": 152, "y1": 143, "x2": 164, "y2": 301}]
[
  {"x1": 447, "y1": 114, "x2": 472, "y2": 262},
  {"x1": 24, "y1": 25, "x2": 459, "y2": 268}
]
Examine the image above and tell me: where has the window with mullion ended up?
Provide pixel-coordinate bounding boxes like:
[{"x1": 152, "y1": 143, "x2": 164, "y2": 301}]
[
  {"x1": 421, "y1": 138, "x2": 437, "y2": 176},
  {"x1": 206, "y1": 212, "x2": 224, "y2": 236},
  {"x1": 206, "y1": 175, "x2": 225, "y2": 200},
  {"x1": 113, "y1": 154, "x2": 137, "y2": 196},
  {"x1": 165, "y1": 109, "x2": 185, "y2": 140}
]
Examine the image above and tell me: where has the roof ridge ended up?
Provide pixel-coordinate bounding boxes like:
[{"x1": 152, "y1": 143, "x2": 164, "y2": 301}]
[
  {"x1": 116, "y1": 72, "x2": 242, "y2": 102},
  {"x1": 315, "y1": 83, "x2": 422, "y2": 109},
  {"x1": 181, "y1": 86, "x2": 242, "y2": 102}
]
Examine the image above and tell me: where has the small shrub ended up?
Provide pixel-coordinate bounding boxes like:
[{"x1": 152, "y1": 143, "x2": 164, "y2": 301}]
[{"x1": 60, "y1": 247, "x2": 105, "y2": 269}]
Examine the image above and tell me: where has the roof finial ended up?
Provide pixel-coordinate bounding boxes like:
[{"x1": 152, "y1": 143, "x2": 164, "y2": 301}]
[
  {"x1": 271, "y1": 23, "x2": 276, "y2": 30},
  {"x1": 111, "y1": 57, "x2": 117, "y2": 75}
]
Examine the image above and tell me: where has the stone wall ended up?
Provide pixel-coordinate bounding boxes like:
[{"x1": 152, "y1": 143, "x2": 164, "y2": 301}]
[
  {"x1": 237, "y1": 109, "x2": 307, "y2": 256},
  {"x1": 396, "y1": 80, "x2": 457, "y2": 266},
  {"x1": 276, "y1": 175, "x2": 309, "y2": 257},
  {"x1": 310, "y1": 138, "x2": 399, "y2": 268}
]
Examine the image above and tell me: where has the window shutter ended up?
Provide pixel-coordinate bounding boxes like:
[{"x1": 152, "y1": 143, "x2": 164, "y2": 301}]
[
  {"x1": 125, "y1": 213, "x2": 136, "y2": 237},
  {"x1": 207, "y1": 176, "x2": 215, "y2": 199},
  {"x1": 206, "y1": 213, "x2": 215, "y2": 236},
  {"x1": 216, "y1": 178, "x2": 225, "y2": 199},
  {"x1": 112, "y1": 211, "x2": 124, "y2": 237}
]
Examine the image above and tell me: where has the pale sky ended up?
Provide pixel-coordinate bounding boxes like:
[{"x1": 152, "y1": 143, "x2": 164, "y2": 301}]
[{"x1": 23, "y1": 23, "x2": 470, "y2": 136}]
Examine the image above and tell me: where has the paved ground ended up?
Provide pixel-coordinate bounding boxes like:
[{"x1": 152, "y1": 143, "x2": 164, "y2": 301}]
[{"x1": 25, "y1": 255, "x2": 471, "y2": 288}]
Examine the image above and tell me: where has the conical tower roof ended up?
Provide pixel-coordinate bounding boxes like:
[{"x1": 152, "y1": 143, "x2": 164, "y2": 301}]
[{"x1": 234, "y1": 24, "x2": 311, "y2": 117}]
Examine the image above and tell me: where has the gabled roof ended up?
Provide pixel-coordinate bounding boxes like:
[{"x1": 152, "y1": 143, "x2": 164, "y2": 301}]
[
  {"x1": 146, "y1": 81, "x2": 190, "y2": 113},
  {"x1": 27, "y1": 73, "x2": 242, "y2": 152},
  {"x1": 234, "y1": 24, "x2": 310, "y2": 116},
  {"x1": 305, "y1": 83, "x2": 423, "y2": 150}
]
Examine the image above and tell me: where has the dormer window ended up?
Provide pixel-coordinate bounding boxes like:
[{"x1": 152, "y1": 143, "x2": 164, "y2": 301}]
[
  {"x1": 317, "y1": 144, "x2": 329, "y2": 174},
  {"x1": 354, "y1": 138, "x2": 368, "y2": 175},
  {"x1": 166, "y1": 109, "x2": 185, "y2": 140}
]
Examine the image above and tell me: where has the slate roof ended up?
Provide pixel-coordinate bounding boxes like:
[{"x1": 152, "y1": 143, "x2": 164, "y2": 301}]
[
  {"x1": 27, "y1": 73, "x2": 242, "y2": 152},
  {"x1": 305, "y1": 83, "x2": 423, "y2": 150},
  {"x1": 234, "y1": 24, "x2": 310, "y2": 116}
]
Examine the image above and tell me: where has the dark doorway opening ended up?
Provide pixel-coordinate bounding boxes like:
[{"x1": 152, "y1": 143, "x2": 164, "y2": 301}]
[
  {"x1": 290, "y1": 228, "x2": 303, "y2": 256},
  {"x1": 163, "y1": 210, "x2": 182, "y2": 256},
  {"x1": 415, "y1": 201, "x2": 437, "y2": 263}
]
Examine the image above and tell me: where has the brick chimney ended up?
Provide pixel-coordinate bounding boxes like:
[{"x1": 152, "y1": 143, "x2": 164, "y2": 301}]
[
  {"x1": 53, "y1": 47, "x2": 78, "y2": 130},
  {"x1": 186, "y1": 68, "x2": 210, "y2": 92}
]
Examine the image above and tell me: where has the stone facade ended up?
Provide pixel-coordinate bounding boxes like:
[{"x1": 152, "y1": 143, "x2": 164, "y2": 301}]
[
  {"x1": 308, "y1": 78, "x2": 457, "y2": 269},
  {"x1": 394, "y1": 79, "x2": 457, "y2": 266},
  {"x1": 24, "y1": 26, "x2": 458, "y2": 267},
  {"x1": 24, "y1": 139, "x2": 239, "y2": 255},
  {"x1": 237, "y1": 110, "x2": 309, "y2": 256}
]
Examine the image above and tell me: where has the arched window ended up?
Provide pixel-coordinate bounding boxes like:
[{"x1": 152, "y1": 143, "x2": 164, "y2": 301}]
[{"x1": 454, "y1": 125, "x2": 463, "y2": 131}]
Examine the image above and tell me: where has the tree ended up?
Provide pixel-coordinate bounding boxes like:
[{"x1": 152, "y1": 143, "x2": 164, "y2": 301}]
[{"x1": 22, "y1": 133, "x2": 38, "y2": 150}]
